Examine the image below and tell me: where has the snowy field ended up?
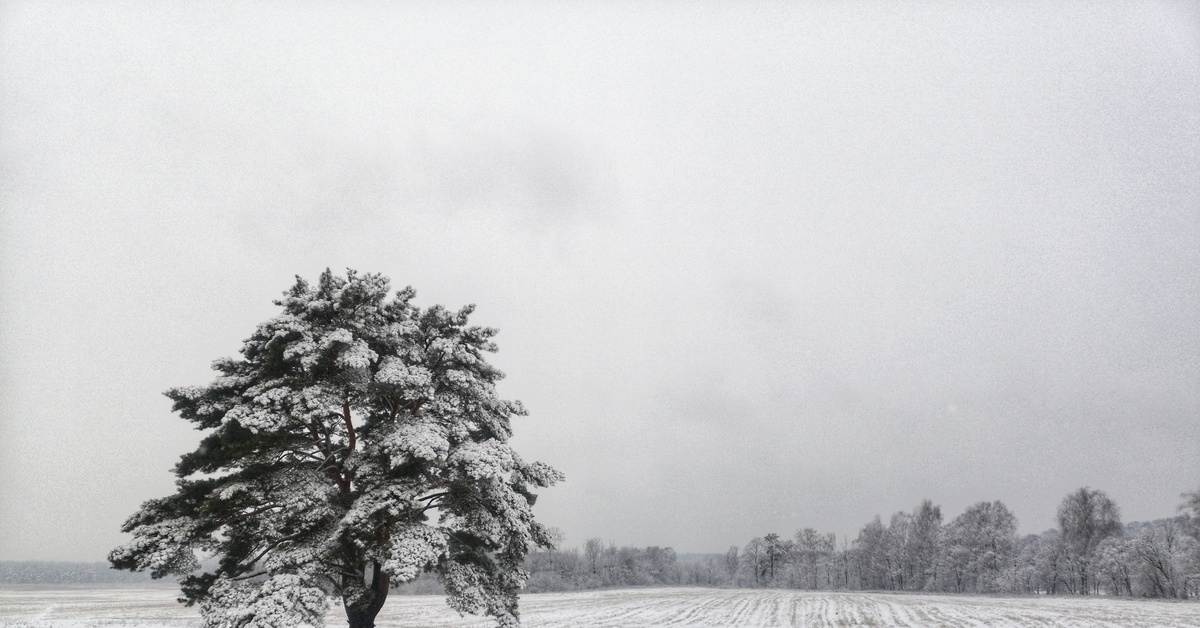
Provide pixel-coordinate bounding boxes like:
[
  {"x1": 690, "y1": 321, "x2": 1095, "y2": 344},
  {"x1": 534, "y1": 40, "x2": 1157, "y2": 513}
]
[{"x1": 3, "y1": 585, "x2": 1200, "y2": 627}]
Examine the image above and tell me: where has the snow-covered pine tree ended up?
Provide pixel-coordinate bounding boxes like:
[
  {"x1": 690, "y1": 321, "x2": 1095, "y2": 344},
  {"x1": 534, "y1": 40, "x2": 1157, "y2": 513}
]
[{"x1": 110, "y1": 269, "x2": 562, "y2": 628}]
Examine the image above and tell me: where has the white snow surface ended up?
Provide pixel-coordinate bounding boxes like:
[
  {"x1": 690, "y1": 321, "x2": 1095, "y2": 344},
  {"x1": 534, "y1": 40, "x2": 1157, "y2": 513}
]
[{"x1": 3, "y1": 585, "x2": 1200, "y2": 627}]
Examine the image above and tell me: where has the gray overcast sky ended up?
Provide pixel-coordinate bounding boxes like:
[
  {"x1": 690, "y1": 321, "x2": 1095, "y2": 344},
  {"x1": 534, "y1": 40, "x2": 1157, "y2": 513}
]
[{"x1": 1, "y1": 2, "x2": 1198, "y2": 561}]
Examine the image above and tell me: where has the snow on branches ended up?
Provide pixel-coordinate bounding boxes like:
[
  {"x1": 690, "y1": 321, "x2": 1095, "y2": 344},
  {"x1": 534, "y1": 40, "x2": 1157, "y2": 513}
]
[
  {"x1": 201, "y1": 574, "x2": 329, "y2": 628},
  {"x1": 109, "y1": 269, "x2": 561, "y2": 628}
]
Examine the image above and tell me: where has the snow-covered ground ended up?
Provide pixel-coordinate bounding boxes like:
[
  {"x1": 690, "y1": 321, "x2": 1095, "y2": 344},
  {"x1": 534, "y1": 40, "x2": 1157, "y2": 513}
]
[{"x1": 3, "y1": 585, "x2": 1200, "y2": 627}]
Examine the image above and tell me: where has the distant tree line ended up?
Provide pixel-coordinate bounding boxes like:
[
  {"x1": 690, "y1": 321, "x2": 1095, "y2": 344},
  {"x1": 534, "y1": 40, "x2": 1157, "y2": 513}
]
[
  {"x1": 0, "y1": 561, "x2": 157, "y2": 584},
  {"x1": 522, "y1": 487, "x2": 1200, "y2": 599},
  {"x1": 12, "y1": 487, "x2": 1199, "y2": 599},
  {"x1": 519, "y1": 529, "x2": 686, "y2": 592}
]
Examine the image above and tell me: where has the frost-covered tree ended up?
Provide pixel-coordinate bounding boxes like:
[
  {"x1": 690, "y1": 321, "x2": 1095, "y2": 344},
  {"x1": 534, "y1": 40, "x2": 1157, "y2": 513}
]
[
  {"x1": 907, "y1": 500, "x2": 943, "y2": 591},
  {"x1": 852, "y1": 516, "x2": 889, "y2": 590},
  {"x1": 740, "y1": 537, "x2": 767, "y2": 587},
  {"x1": 792, "y1": 528, "x2": 836, "y2": 590},
  {"x1": 723, "y1": 545, "x2": 740, "y2": 582},
  {"x1": 1129, "y1": 519, "x2": 1198, "y2": 599},
  {"x1": 1057, "y1": 487, "x2": 1121, "y2": 595},
  {"x1": 762, "y1": 533, "x2": 789, "y2": 584},
  {"x1": 109, "y1": 270, "x2": 562, "y2": 628},
  {"x1": 885, "y1": 511, "x2": 913, "y2": 590},
  {"x1": 942, "y1": 501, "x2": 1018, "y2": 593}
]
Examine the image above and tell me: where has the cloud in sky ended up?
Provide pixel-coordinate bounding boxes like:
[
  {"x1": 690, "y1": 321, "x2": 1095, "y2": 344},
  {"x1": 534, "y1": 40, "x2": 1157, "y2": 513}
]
[{"x1": 1, "y1": 2, "x2": 1198, "y2": 559}]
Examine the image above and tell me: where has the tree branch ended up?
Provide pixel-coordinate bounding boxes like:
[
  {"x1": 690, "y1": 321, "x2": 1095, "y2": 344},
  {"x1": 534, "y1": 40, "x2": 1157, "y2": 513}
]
[
  {"x1": 342, "y1": 400, "x2": 356, "y2": 454},
  {"x1": 237, "y1": 531, "x2": 307, "y2": 575},
  {"x1": 229, "y1": 570, "x2": 267, "y2": 581},
  {"x1": 216, "y1": 503, "x2": 283, "y2": 528},
  {"x1": 307, "y1": 418, "x2": 350, "y2": 493}
]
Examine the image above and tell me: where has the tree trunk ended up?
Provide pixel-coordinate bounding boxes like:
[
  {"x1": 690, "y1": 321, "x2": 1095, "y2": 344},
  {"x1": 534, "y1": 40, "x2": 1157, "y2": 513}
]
[
  {"x1": 344, "y1": 562, "x2": 390, "y2": 628},
  {"x1": 345, "y1": 608, "x2": 377, "y2": 628}
]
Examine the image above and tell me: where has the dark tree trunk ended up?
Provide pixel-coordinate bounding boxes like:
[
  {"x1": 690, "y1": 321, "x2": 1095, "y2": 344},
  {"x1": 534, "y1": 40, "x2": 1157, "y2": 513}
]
[
  {"x1": 345, "y1": 608, "x2": 375, "y2": 628},
  {"x1": 344, "y1": 562, "x2": 390, "y2": 628}
]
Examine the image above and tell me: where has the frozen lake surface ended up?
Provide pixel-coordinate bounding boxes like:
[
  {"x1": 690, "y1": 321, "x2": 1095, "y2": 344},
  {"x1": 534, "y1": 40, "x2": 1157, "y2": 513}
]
[{"x1": 3, "y1": 585, "x2": 1200, "y2": 627}]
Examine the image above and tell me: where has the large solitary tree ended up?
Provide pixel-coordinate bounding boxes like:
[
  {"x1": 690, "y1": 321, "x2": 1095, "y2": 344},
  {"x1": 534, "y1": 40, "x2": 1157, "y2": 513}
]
[{"x1": 110, "y1": 270, "x2": 562, "y2": 628}]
